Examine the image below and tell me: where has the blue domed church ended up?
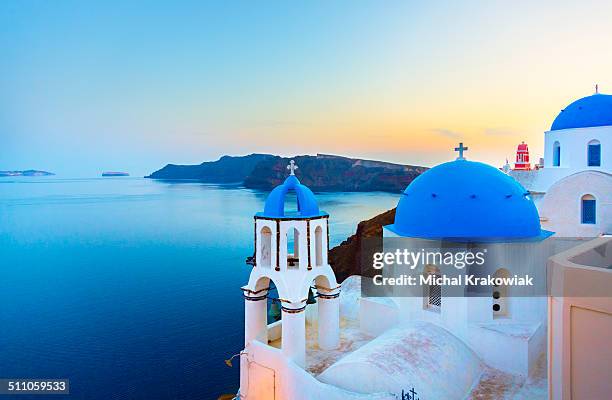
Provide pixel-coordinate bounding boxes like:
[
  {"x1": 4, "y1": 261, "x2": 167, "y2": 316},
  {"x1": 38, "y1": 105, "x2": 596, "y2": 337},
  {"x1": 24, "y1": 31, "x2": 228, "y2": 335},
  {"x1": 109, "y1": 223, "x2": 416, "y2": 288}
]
[
  {"x1": 508, "y1": 90, "x2": 612, "y2": 237},
  {"x1": 388, "y1": 156, "x2": 546, "y2": 241},
  {"x1": 239, "y1": 93, "x2": 609, "y2": 400},
  {"x1": 240, "y1": 155, "x2": 553, "y2": 400},
  {"x1": 379, "y1": 144, "x2": 552, "y2": 379}
]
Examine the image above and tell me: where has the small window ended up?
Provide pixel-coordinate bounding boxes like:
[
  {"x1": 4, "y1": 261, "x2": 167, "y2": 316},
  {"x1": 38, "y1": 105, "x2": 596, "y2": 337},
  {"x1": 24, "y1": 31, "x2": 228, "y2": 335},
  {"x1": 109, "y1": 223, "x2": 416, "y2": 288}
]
[
  {"x1": 581, "y1": 195, "x2": 596, "y2": 224},
  {"x1": 588, "y1": 140, "x2": 601, "y2": 167},
  {"x1": 286, "y1": 227, "x2": 300, "y2": 268},
  {"x1": 428, "y1": 279, "x2": 442, "y2": 310},
  {"x1": 553, "y1": 141, "x2": 561, "y2": 167},
  {"x1": 423, "y1": 265, "x2": 441, "y2": 312}
]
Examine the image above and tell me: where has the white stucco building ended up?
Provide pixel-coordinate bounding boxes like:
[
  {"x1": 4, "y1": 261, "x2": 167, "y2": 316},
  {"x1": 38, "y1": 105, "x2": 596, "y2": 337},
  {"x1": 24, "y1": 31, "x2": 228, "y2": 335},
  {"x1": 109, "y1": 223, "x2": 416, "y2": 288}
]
[
  {"x1": 509, "y1": 91, "x2": 612, "y2": 237},
  {"x1": 237, "y1": 91, "x2": 610, "y2": 400},
  {"x1": 238, "y1": 158, "x2": 554, "y2": 400}
]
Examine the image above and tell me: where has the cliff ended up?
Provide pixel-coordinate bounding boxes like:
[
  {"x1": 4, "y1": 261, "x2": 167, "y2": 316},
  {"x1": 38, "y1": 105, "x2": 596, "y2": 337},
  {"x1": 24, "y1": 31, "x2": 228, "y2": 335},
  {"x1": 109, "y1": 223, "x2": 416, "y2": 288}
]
[
  {"x1": 146, "y1": 154, "x2": 274, "y2": 182},
  {"x1": 147, "y1": 153, "x2": 426, "y2": 193},
  {"x1": 244, "y1": 154, "x2": 425, "y2": 192},
  {"x1": 329, "y1": 208, "x2": 396, "y2": 283}
]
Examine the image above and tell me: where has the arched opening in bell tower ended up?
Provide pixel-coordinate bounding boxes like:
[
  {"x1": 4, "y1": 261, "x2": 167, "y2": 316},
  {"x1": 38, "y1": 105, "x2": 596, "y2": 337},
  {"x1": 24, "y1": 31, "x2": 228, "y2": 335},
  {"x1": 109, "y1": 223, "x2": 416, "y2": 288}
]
[
  {"x1": 246, "y1": 276, "x2": 285, "y2": 349},
  {"x1": 259, "y1": 226, "x2": 272, "y2": 267},
  {"x1": 315, "y1": 225, "x2": 323, "y2": 266},
  {"x1": 286, "y1": 227, "x2": 300, "y2": 269}
]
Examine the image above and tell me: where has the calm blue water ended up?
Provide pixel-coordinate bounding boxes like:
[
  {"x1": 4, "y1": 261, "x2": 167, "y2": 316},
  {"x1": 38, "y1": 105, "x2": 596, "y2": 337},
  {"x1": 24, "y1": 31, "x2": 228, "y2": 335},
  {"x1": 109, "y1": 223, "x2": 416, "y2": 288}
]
[{"x1": 0, "y1": 177, "x2": 399, "y2": 400}]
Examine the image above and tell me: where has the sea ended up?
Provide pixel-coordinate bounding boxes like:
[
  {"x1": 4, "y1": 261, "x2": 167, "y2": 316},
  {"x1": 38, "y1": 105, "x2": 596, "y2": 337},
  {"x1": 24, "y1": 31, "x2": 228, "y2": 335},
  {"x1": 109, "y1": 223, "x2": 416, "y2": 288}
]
[{"x1": 0, "y1": 177, "x2": 399, "y2": 400}]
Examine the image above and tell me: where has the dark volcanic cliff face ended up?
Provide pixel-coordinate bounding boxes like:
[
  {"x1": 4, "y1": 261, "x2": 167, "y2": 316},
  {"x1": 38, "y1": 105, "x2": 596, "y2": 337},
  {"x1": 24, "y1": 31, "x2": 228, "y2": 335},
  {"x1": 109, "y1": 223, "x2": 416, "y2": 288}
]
[
  {"x1": 329, "y1": 208, "x2": 396, "y2": 283},
  {"x1": 244, "y1": 154, "x2": 426, "y2": 192},
  {"x1": 147, "y1": 153, "x2": 426, "y2": 193},
  {"x1": 146, "y1": 154, "x2": 274, "y2": 182}
]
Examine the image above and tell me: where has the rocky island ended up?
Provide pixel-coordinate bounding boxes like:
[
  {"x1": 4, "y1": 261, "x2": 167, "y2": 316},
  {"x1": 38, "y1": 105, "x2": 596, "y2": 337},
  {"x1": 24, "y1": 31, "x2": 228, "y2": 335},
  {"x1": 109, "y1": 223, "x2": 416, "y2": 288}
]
[
  {"x1": 0, "y1": 170, "x2": 54, "y2": 177},
  {"x1": 102, "y1": 172, "x2": 130, "y2": 177},
  {"x1": 147, "y1": 153, "x2": 426, "y2": 193}
]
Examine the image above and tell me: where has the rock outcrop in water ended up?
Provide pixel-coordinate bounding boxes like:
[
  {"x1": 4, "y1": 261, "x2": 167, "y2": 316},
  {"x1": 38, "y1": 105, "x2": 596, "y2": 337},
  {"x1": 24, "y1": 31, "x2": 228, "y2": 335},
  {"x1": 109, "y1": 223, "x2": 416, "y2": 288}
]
[
  {"x1": 0, "y1": 170, "x2": 54, "y2": 177},
  {"x1": 147, "y1": 153, "x2": 426, "y2": 193},
  {"x1": 329, "y1": 208, "x2": 396, "y2": 283}
]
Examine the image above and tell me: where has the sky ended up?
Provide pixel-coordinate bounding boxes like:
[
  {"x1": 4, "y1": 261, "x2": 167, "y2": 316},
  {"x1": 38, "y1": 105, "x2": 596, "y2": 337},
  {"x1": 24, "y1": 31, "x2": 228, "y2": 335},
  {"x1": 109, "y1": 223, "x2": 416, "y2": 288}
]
[{"x1": 2, "y1": 0, "x2": 612, "y2": 176}]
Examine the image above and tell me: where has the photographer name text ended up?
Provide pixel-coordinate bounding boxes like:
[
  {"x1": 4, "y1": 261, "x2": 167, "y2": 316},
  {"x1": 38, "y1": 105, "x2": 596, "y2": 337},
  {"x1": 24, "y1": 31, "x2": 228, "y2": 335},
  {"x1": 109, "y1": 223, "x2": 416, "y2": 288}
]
[{"x1": 373, "y1": 274, "x2": 533, "y2": 287}]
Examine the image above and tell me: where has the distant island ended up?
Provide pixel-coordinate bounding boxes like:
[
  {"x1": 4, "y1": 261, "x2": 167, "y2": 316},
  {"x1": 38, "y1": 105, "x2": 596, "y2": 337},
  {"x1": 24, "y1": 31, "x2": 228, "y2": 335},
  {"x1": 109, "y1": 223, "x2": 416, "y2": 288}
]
[
  {"x1": 0, "y1": 170, "x2": 54, "y2": 177},
  {"x1": 146, "y1": 153, "x2": 427, "y2": 193},
  {"x1": 102, "y1": 172, "x2": 130, "y2": 177}
]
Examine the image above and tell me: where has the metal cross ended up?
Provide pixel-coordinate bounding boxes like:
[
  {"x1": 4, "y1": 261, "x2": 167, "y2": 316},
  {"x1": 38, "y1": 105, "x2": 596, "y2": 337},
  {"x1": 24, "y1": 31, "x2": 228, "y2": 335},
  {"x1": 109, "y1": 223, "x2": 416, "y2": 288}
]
[
  {"x1": 454, "y1": 142, "x2": 468, "y2": 160},
  {"x1": 287, "y1": 160, "x2": 298, "y2": 175}
]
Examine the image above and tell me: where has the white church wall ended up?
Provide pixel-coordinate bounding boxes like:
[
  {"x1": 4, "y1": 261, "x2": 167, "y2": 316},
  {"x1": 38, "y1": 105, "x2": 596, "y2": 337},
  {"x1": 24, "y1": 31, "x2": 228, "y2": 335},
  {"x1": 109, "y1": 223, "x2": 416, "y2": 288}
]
[
  {"x1": 511, "y1": 125, "x2": 610, "y2": 194},
  {"x1": 467, "y1": 296, "x2": 493, "y2": 324},
  {"x1": 540, "y1": 171, "x2": 612, "y2": 237},
  {"x1": 465, "y1": 296, "x2": 546, "y2": 331},
  {"x1": 339, "y1": 276, "x2": 363, "y2": 320},
  {"x1": 466, "y1": 321, "x2": 545, "y2": 376},
  {"x1": 528, "y1": 322, "x2": 547, "y2": 375},
  {"x1": 439, "y1": 297, "x2": 470, "y2": 344},
  {"x1": 359, "y1": 298, "x2": 399, "y2": 337},
  {"x1": 243, "y1": 340, "x2": 395, "y2": 400},
  {"x1": 509, "y1": 168, "x2": 571, "y2": 193},
  {"x1": 544, "y1": 125, "x2": 611, "y2": 172},
  {"x1": 438, "y1": 293, "x2": 466, "y2": 332},
  {"x1": 380, "y1": 228, "x2": 551, "y2": 376},
  {"x1": 511, "y1": 297, "x2": 547, "y2": 323}
]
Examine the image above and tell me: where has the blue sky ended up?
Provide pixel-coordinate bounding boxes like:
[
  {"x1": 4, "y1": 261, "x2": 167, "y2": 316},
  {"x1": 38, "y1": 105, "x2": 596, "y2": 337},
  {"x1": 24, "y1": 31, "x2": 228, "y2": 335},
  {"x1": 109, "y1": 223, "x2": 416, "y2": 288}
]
[{"x1": 2, "y1": 1, "x2": 612, "y2": 176}]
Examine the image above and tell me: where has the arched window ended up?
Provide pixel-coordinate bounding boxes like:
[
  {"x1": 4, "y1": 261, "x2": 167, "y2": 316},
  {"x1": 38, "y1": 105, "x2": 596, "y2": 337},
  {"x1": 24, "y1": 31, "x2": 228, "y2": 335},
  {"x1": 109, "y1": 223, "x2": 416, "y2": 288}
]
[
  {"x1": 493, "y1": 268, "x2": 510, "y2": 318},
  {"x1": 260, "y1": 226, "x2": 272, "y2": 267},
  {"x1": 581, "y1": 194, "x2": 596, "y2": 224},
  {"x1": 553, "y1": 141, "x2": 561, "y2": 167},
  {"x1": 315, "y1": 226, "x2": 323, "y2": 266},
  {"x1": 423, "y1": 265, "x2": 441, "y2": 312},
  {"x1": 588, "y1": 139, "x2": 601, "y2": 167},
  {"x1": 287, "y1": 227, "x2": 300, "y2": 268}
]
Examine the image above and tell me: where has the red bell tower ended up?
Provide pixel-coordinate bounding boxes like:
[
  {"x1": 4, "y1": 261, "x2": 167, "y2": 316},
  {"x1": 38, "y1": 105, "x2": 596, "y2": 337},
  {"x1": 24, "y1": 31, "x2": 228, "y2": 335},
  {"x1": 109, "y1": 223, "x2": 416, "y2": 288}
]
[{"x1": 514, "y1": 141, "x2": 531, "y2": 170}]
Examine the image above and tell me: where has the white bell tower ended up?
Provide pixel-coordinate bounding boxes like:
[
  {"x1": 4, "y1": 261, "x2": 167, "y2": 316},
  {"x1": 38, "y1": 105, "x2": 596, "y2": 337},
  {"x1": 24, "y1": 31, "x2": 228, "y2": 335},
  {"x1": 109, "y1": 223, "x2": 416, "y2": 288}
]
[{"x1": 240, "y1": 160, "x2": 340, "y2": 392}]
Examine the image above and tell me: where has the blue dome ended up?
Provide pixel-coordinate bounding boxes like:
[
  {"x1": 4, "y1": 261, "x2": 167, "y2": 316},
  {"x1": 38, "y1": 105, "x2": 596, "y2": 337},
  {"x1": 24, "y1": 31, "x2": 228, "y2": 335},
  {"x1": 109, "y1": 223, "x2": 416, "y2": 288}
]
[
  {"x1": 258, "y1": 175, "x2": 325, "y2": 219},
  {"x1": 551, "y1": 93, "x2": 612, "y2": 131},
  {"x1": 388, "y1": 160, "x2": 550, "y2": 241}
]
